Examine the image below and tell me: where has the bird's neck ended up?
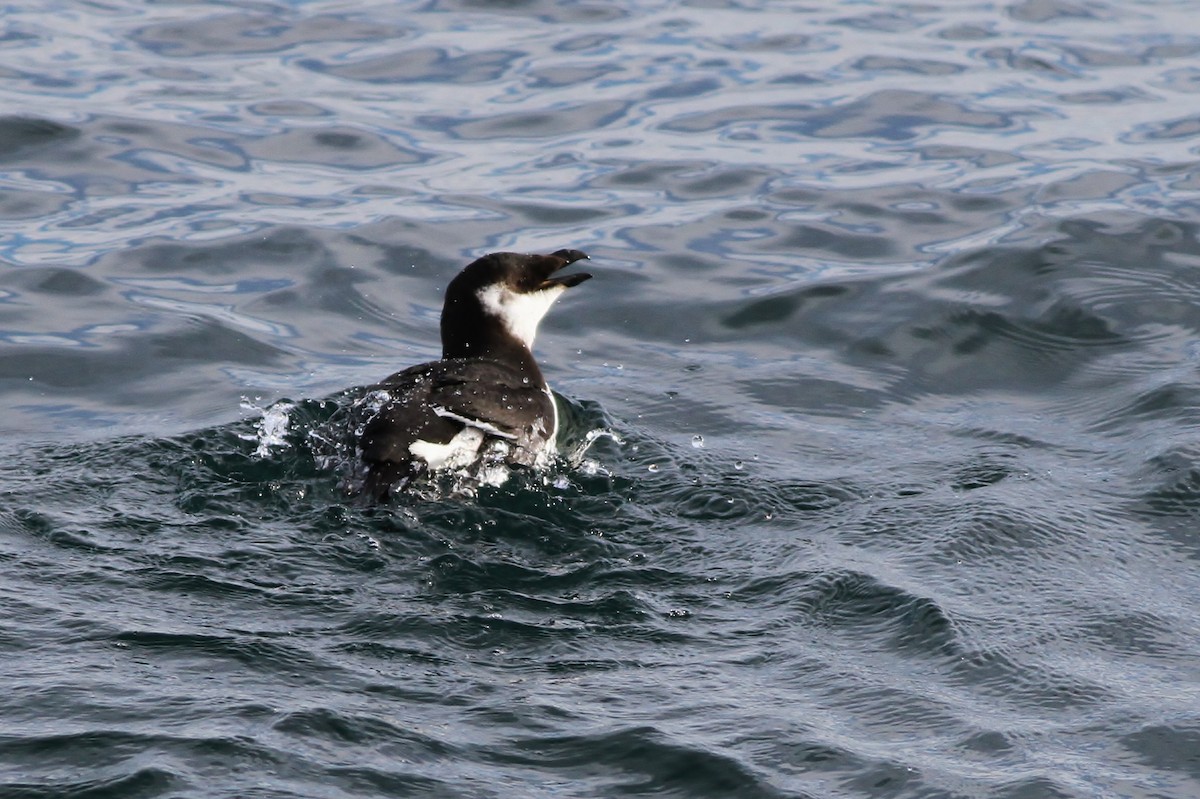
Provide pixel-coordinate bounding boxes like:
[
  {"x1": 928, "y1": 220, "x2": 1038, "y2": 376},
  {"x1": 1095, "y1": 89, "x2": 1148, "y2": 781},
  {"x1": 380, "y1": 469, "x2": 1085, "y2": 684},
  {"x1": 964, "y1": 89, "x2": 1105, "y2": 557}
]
[{"x1": 441, "y1": 301, "x2": 546, "y2": 384}]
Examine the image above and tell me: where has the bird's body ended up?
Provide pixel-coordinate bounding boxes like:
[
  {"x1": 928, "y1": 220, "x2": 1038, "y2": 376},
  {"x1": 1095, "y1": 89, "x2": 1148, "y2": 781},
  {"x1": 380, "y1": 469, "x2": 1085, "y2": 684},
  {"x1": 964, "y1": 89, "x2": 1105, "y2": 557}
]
[{"x1": 354, "y1": 249, "x2": 591, "y2": 499}]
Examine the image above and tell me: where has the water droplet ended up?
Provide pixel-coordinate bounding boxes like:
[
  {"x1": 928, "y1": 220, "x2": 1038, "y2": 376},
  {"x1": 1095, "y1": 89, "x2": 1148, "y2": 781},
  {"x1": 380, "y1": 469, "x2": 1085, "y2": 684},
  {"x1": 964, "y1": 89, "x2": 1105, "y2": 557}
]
[
  {"x1": 647, "y1": 463, "x2": 659, "y2": 472},
  {"x1": 522, "y1": 376, "x2": 530, "y2": 384},
  {"x1": 734, "y1": 460, "x2": 744, "y2": 470},
  {"x1": 691, "y1": 435, "x2": 704, "y2": 448}
]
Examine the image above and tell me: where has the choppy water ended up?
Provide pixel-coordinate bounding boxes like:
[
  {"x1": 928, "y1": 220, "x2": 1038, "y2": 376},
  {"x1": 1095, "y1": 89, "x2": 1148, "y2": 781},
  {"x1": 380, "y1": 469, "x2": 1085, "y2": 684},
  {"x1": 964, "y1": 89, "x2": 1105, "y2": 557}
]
[{"x1": 3, "y1": 1, "x2": 1200, "y2": 797}]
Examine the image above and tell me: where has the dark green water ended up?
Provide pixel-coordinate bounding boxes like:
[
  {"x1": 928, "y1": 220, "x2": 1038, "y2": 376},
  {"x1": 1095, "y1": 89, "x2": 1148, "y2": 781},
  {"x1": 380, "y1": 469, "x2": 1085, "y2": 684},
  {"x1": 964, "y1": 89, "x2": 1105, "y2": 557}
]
[{"x1": 3, "y1": 1, "x2": 1200, "y2": 797}]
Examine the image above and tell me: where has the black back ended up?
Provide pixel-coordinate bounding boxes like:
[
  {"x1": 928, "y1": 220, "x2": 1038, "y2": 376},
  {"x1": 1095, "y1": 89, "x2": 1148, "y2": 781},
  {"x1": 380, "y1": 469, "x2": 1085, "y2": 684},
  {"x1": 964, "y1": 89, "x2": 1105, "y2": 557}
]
[{"x1": 354, "y1": 250, "x2": 589, "y2": 500}]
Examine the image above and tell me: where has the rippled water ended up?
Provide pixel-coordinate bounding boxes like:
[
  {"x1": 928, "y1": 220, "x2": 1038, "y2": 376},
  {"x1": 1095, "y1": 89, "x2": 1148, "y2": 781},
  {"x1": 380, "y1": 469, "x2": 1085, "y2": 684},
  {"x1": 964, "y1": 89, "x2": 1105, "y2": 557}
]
[{"x1": 4, "y1": 1, "x2": 1200, "y2": 797}]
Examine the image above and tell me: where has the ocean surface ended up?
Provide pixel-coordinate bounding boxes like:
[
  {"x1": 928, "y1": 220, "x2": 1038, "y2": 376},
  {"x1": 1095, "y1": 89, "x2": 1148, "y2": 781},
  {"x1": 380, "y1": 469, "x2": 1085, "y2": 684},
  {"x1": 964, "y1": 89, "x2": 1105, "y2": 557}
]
[{"x1": 3, "y1": 1, "x2": 1200, "y2": 797}]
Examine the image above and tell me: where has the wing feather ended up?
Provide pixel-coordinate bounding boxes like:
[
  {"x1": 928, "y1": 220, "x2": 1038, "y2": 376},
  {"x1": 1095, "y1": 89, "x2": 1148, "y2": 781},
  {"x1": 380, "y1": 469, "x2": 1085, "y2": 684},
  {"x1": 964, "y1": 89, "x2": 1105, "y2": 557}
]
[{"x1": 355, "y1": 358, "x2": 555, "y2": 494}]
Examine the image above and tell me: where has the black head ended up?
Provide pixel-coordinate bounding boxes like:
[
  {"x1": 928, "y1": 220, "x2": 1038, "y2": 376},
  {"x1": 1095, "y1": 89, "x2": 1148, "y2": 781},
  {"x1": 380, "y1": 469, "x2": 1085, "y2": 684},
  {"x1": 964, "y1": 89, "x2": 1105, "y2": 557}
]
[{"x1": 440, "y1": 249, "x2": 592, "y2": 365}]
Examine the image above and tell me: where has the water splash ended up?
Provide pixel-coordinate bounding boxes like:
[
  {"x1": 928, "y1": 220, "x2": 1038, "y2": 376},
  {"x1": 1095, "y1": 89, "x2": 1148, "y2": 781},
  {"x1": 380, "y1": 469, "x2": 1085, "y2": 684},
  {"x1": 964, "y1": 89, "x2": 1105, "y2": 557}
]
[{"x1": 240, "y1": 397, "x2": 295, "y2": 458}]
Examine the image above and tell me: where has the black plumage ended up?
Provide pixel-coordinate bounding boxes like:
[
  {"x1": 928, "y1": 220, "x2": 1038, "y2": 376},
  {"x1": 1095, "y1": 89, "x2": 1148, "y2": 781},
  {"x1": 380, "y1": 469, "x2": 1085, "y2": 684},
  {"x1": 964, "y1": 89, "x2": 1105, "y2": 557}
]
[{"x1": 354, "y1": 249, "x2": 591, "y2": 499}]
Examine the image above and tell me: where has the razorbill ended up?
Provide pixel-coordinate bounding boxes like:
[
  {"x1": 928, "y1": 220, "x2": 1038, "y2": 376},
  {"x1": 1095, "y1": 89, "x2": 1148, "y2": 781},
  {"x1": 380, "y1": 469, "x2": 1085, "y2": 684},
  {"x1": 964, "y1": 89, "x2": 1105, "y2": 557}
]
[{"x1": 354, "y1": 249, "x2": 592, "y2": 499}]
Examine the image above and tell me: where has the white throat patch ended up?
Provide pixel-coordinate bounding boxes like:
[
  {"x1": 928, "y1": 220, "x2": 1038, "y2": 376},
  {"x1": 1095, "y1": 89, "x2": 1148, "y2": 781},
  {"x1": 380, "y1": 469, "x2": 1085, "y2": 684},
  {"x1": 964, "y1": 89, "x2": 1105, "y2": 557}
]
[{"x1": 476, "y1": 283, "x2": 566, "y2": 349}]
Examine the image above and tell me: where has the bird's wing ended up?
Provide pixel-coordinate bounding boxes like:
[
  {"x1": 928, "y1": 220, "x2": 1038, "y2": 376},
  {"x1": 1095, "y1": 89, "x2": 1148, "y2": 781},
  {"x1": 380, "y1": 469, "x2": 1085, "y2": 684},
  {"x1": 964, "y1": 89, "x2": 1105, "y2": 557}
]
[
  {"x1": 357, "y1": 359, "x2": 554, "y2": 467},
  {"x1": 418, "y1": 359, "x2": 556, "y2": 438}
]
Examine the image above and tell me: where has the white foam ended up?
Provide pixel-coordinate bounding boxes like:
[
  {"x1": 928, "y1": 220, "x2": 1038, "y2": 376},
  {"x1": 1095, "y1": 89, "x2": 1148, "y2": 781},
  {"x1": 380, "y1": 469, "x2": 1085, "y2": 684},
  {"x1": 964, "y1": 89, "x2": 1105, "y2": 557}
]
[{"x1": 240, "y1": 398, "x2": 294, "y2": 458}]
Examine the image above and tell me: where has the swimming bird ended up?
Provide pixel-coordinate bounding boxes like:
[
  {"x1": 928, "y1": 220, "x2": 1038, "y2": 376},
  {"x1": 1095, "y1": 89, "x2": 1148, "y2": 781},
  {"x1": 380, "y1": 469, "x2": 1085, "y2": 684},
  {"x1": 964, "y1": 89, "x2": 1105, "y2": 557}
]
[{"x1": 354, "y1": 249, "x2": 592, "y2": 500}]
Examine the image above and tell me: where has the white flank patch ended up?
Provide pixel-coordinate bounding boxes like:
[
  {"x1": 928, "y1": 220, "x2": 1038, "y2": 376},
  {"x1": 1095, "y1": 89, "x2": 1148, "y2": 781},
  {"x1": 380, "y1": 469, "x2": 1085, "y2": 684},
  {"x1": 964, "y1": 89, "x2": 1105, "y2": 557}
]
[
  {"x1": 408, "y1": 407, "x2": 522, "y2": 472},
  {"x1": 409, "y1": 426, "x2": 485, "y2": 470},
  {"x1": 476, "y1": 283, "x2": 566, "y2": 349}
]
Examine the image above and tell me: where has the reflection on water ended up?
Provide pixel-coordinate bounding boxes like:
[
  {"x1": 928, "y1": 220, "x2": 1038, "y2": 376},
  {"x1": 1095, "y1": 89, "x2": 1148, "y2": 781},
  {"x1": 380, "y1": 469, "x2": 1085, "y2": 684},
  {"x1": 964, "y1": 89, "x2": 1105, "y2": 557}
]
[{"x1": 3, "y1": 1, "x2": 1200, "y2": 797}]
